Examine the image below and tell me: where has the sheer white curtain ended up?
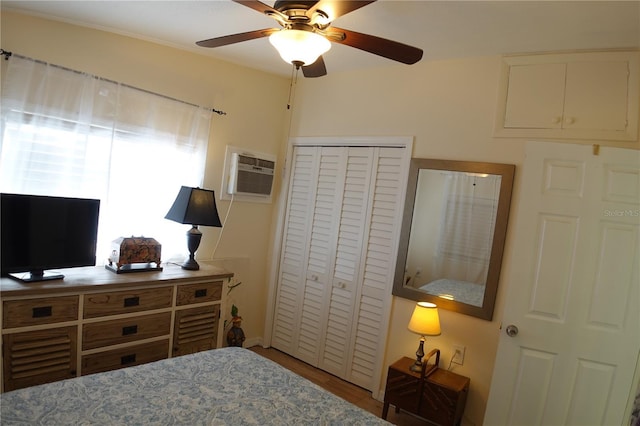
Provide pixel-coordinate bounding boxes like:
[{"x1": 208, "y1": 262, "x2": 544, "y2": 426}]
[
  {"x1": 0, "y1": 55, "x2": 212, "y2": 263},
  {"x1": 433, "y1": 172, "x2": 501, "y2": 284}
]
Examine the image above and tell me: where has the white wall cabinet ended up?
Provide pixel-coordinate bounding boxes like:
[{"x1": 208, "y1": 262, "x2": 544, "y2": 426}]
[
  {"x1": 270, "y1": 142, "x2": 410, "y2": 394},
  {"x1": 494, "y1": 51, "x2": 639, "y2": 142}
]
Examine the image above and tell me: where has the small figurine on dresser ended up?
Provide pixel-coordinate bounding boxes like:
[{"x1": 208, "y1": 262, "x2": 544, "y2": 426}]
[{"x1": 226, "y1": 304, "x2": 245, "y2": 347}]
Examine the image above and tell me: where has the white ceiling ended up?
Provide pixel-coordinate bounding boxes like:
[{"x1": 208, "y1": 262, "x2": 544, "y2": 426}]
[{"x1": 3, "y1": 1, "x2": 639, "y2": 78}]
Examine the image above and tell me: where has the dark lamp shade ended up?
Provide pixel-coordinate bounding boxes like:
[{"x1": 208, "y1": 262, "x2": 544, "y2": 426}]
[{"x1": 165, "y1": 186, "x2": 222, "y2": 227}]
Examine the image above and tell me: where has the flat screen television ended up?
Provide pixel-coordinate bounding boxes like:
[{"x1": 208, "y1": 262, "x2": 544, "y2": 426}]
[{"x1": 1, "y1": 193, "x2": 100, "y2": 282}]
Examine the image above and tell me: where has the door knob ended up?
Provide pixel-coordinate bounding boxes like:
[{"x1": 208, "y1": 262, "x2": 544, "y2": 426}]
[{"x1": 505, "y1": 324, "x2": 519, "y2": 337}]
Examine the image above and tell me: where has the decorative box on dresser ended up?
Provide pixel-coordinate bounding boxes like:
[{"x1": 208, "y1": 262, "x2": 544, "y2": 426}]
[
  {"x1": 383, "y1": 356, "x2": 470, "y2": 426},
  {"x1": 0, "y1": 262, "x2": 232, "y2": 392}
]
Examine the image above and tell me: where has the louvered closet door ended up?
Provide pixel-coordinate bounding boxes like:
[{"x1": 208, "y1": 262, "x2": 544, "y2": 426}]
[
  {"x1": 271, "y1": 146, "x2": 318, "y2": 356},
  {"x1": 272, "y1": 145, "x2": 407, "y2": 391},
  {"x1": 296, "y1": 147, "x2": 344, "y2": 364},
  {"x1": 318, "y1": 147, "x2": 374, "y2": 378},
  {"x1": 346, "y1": 147, "x2": 406, "y2": 389},
  {"x1": 272, "y1": 146, "x2": 345, "y2": 365}
]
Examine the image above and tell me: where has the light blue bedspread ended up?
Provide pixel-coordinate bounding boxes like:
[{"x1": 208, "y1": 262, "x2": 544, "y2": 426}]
[{"x1": 1, "y1": 347, "x2": 389, "y2": 425}]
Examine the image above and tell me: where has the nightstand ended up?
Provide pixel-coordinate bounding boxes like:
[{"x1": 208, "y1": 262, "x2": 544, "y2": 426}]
[{"x1": 382, "y1": 356, "x2": 470, "y2": 426}]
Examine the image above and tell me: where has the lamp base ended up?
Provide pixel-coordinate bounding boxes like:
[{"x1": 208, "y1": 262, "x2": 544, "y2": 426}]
[
  {"x1": 410, "y1": 336, "x2": 426, "y2": 373},
  {"x1": 409, "y1": 360, "x2": 424, "y2": 373},
  {"x1": 181, "y1": 258, "x2": 200, "y2": 270},
  {"x1": 182, "y1": 225, "x2": 202, "y2": 270}
]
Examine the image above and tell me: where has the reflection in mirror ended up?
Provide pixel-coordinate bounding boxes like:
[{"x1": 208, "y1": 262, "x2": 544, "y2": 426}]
[{"x1": 393, "y1": 159, "x2": 515, "y2": 320}]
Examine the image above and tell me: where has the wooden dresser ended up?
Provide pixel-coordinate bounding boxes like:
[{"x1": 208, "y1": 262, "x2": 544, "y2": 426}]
[
  {"x1": 0, "y1": 262, "x2": 232, "y2": 392},
  {"x1": 383, "y1": 356, "x2": 470, "y2": 426}
]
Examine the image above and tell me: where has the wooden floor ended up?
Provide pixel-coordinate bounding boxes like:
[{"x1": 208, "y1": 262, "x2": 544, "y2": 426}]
[{"x1": 249, "y1": 346, "x2": 427, "y2": 425}]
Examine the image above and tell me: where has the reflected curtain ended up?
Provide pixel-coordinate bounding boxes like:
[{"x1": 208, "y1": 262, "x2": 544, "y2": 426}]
[
  {"x1": 433, "y1": 172, "x2": 501, "y2": 284},
  {"x1": 0, "y1": 55, "x2": 212, "y2": 262}
]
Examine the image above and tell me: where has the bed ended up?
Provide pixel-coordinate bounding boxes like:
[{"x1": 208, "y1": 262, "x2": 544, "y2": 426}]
[
  {"x1": 0, "y1": 347, "x2": 389, "y2": 425},
  {"x1": 419, "y1": 278, "x2": 485, "y2": 307}
]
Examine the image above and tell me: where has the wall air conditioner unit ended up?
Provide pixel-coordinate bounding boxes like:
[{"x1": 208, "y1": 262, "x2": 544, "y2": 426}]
[
  {"x1": 228, "y1": 153, "x2": 275, "y2": 196},
  {"x1": 222, "y1": 146, "x2": 276, "y2": 203}
]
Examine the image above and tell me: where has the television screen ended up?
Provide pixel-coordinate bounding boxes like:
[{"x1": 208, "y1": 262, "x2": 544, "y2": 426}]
[{"x1": 1, "y1": 193, "x2": 100, "y2": 282}]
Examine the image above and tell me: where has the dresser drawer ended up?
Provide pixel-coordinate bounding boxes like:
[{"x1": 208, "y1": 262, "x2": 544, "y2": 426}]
[
  {"x1": 82, "y1": 312, "x2": 171, "y2": 350},
  {"x1": 81, "y1": 339, "x2": 169, "y2": 376},
  {"x1": 176, "y1": 281, "x2": 223, "y2": 306},
  {"x1": 83, "y1": 287, "x2": 173, "y2": 318},
  {"x1": 3, "y1": 296, "x2": 79, "y2": 329}
]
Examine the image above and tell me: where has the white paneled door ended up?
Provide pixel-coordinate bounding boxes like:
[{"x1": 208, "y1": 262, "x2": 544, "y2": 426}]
[
  {"x1": 271, "y1": 142, "x2": 409, "y2": 393},
  {"x1": 485, "y1": 142, "x2": 639, "y2": 425}
]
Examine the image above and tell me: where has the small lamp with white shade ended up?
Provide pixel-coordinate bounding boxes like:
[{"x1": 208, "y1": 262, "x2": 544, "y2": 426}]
[{"x1": 407, "y1": 301, "x2": 441, "y2": 372}]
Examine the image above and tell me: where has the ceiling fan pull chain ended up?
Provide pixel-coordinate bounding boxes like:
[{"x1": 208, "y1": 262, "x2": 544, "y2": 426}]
[{"x1": 286, "y1": 63, "x2": 299, "y2": 110}]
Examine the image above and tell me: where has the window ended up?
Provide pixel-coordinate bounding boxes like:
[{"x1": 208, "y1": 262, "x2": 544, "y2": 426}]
[{"x1": 0, "y1": 55, "x2": 212, "y2": 263}]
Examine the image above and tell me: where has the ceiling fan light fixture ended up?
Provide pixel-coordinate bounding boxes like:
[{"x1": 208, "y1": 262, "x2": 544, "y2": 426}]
[{"x1": 269, "y1": 29, "x2": 331, "y2": 67}]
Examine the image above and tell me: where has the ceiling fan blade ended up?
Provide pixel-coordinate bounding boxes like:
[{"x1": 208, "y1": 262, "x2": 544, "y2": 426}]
[
  {"x1": 302, "y1": 56, "x2": 327, "y2": 78},
  {"x1": 196, "y1": 29, "x2": 278, "y2": 48},
  {"x1": 326, "y1": 27, "x2": 423, "y2": 65},
  {"x1": 309, "y1": 0, "x2": 376, "y2": 21},
  {"x1": 232, "y1": 0, "x2": 281, "y2": 17}
]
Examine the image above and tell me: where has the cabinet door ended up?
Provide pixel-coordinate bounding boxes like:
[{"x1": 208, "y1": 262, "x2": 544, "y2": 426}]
[
  {"x1": 504, "y1": 63, "x2": 566, "y2": 129},
  {"x1": 3, "y1": 326, "x2": 77, "y2": 391},
  {"x1": 496, "y1": 51, "x2": 639, "y2": 141},
  {"x1": 172, "y1": 305, "x2": 219, "y2": 357},
  {"x1": 563, "y1": 60, "x2": 629, "y2": 131}
]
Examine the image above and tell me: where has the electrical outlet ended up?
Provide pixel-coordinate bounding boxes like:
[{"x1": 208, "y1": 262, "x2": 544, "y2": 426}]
[{"x1": 452, "y1": 344, "x2": 465, "y2": 365}]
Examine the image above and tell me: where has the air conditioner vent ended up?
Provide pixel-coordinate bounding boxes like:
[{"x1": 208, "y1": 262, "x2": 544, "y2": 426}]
[{"x1": 228, "y1": 153, "x2": 275, "y2": 197}]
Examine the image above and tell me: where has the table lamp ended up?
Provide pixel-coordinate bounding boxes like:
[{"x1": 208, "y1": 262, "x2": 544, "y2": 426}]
[
  {"x1": 407, "y1": 301, "x2": 441, "y2": 372},
  {"x1": 165, "y1": 186, "x2": 222, "y2": 270}
]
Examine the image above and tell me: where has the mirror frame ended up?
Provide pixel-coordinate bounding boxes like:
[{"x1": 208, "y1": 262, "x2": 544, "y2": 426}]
[{"x1": 392, "y1": 158, "x2": 515, "y2": 320}]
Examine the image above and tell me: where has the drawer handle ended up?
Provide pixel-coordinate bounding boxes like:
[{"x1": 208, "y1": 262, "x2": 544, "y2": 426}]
[
  {"x1": 32, "y1": 306, "x2": 52, "y2": 318},
  {"x1": 121, "y1": 354, "x2": 136, "y2": 365},
  {"x1": 123, "y1": 296, "x2": 140, "y2": 307},
  {"x1": 194, "y1": 289, "x2": 207, "y2": 298},
  {"x1": 122, "y1": 325, "x2": 138, "y2": 336}
]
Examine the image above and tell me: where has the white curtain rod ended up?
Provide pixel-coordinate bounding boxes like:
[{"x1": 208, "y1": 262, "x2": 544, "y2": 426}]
[{"x1": 0, "y1": 49, "x2": 227, "y2": 116}]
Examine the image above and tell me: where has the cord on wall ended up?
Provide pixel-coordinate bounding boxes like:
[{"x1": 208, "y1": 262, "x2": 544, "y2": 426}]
[{"x1": 210, "y1": 193, "x2": 234, "y2": 260}]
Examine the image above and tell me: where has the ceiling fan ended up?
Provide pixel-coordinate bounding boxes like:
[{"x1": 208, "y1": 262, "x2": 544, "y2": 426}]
[{"x1": 196, "y1": 0, "x2": 423, "y2": 78}]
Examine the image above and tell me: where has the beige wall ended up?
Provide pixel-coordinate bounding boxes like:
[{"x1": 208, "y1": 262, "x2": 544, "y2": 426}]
[
  {"x1": 288, "y1": 57, "x2": 526, "y2": 425},
  {"x1": 1, "y1": 11, "x2": 291, "y2": 349}
]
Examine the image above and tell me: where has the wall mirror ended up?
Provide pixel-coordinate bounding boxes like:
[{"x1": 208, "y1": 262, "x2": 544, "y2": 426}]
[{"x1": 393, "y1": 158, "x2": 515, "y2": 320}]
